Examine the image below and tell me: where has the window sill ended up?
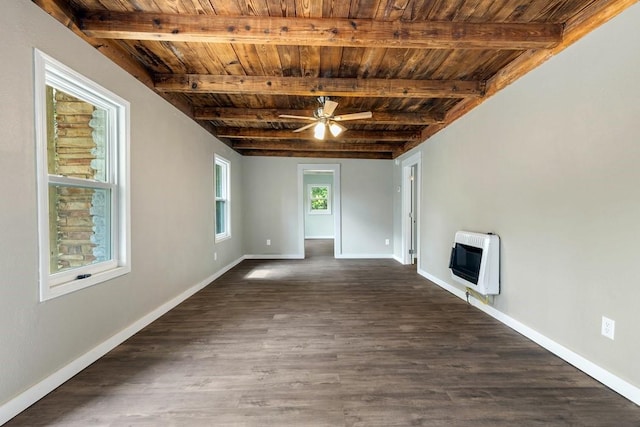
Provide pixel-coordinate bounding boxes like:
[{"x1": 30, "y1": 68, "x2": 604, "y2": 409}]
[
  {"x1": 215, "y1": 234, "x2": 231, "y2": 243},
  {"x1": 40, "y1": 265, "x2": 130, "y2": 302}
]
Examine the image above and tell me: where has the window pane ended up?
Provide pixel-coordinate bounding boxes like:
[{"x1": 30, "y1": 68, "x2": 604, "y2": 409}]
[
  {"x1": 311, "y1": 199, "x2": 328, "y2": 210},
  {"x1": 309, "y1": 185, "x2": 330, "y2": 212},
  {"x1": 215, "y1": 164, "x2": 222, "y2": 196},
  {"x1": 47, "y1": 86, "x2": 108, "y2": 182},
  {"x1": 216, "y1": 200, "x2": 226, "y2": 234},
  {"x1": 311, "y1": 186, "x2": 328, "y2": 199},
  {"x1": 48, "y1": 185, "x2": 111, "y2": 274}
]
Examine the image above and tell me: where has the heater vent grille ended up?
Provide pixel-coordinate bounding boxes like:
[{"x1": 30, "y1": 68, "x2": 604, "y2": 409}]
[{"x1": 457, "y1": 233, "x2": 486, "y2": 248}]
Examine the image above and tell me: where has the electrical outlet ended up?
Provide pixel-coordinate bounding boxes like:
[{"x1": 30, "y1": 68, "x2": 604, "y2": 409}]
[
  {"x1": 266, "y1": 239, "x2": 271, "y2": 246},
  {"x1": 385, "y1": 239, "x2": 390, "y2": 246},
  {"x1": 601, "y1": 316, "x2": 615, "y2": 340},
  {"x1": 214, "y1": 252, "x2": 217, "y2": 261}
]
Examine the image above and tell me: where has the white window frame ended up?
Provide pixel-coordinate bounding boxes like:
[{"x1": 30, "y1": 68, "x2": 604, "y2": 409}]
[
  {"x1": 34, "y1": 49, "x2": 130, "y2": 301},
  {"x1": 308, "y1": 184, "x2": 331, "y2": 215},
  {"x1": 214, "y1": 155, "x2": 231, "y2": 241}
]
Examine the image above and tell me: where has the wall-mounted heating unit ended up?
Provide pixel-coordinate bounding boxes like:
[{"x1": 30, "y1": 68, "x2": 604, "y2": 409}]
[{"x1": 449, "y1": 231, "x2": 500, "y2": 295}]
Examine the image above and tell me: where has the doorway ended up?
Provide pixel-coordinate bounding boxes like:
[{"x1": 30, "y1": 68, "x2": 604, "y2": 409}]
[
  {"x1": 401, "y1": 153, "x2": 421, "y2": 265},
  {"x1": 297, "y1": 164, "x2": 342, "y2": 259},
  {"x1": 304, "y1": 239, "x2": 335, "y2": 258}
]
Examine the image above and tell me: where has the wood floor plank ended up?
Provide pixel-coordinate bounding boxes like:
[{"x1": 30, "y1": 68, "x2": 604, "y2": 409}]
[{"x1": 6, "y1": 239, "x2": 640, "y2": 426}]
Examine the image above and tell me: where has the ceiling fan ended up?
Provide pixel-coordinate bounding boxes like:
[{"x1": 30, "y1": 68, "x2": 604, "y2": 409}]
[{"x1": 279, "y1": 97, "x2": 372, "y2": 140}]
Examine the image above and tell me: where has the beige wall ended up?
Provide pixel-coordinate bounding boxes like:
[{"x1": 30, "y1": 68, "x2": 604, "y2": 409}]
[
  {"x1": 405, "y1": 4, "x2": 640, "y2": 388},
  {"x1": 0, "y1": 1, "x2": 243, "y2": 408}
]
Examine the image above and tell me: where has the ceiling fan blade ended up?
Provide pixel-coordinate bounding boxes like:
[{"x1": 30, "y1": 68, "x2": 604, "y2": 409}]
[
  {"x1": 323, "y1": 100, "x2": 339, "y2": 117},
  {"x1": 292, "y1": 122, "x2": 317, "y2": 133},
  {"x1": 278, "y1": 114, "x2": 316, "y2": 121},
  {"x1": 333, "y1": 111, "x2": 373, "y2": 121}
]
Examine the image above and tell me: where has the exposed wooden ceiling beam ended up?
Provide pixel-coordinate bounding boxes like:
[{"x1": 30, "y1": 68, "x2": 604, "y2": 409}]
[
  {"x1": 155, "y1": 75, "x2": 483, "y2": 99},
  {"x1": 80, "y1": 11, "x2": 563, "y2": 50},
  {"x1": 237, "y1": 150, "x2": 393, "y2": 160},
  {"x1": 232, "y1": 140, "x2": 400, "y2": 152},
  {"x1": 217, "y1": 128, "x2": 418, "y2": 141},
  {"x1": 194, "y1": 107, "x2": 445, "y2": 125}
]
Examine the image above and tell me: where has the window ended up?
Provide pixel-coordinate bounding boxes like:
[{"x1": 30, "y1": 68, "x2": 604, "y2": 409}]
[
  {"x1": 215, "y1": 155, "x2": 230, "y2": 241},
  {"x1": 34, "y1": 50, "x2": 130, "y2": 301},
  {"x1": 308, "y1": 184, "x2": 331, "y2": 214}
]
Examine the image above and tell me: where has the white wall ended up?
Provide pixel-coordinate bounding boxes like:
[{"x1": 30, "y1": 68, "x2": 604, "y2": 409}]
[
  {"x1": 0, "y1": 1, "x2": 244, "y2": 413},
  {"x1": 400, "y1": 4, "x2": 640, "y2": 391},
  {"x1": 243, "y1": 157, "x2": 394, "y2": 257}
]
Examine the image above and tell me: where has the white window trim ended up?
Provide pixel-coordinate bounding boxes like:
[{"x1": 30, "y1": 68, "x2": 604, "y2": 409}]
[
  {"x1": 34, "y1": 49, "x2": 130, "y2": 301},
  {"x1": 308, "y1": 184, "x2": 332, "y2": 215},
  {"x1": 214, "y1": 155, "x2": 231, "y2": 242}
]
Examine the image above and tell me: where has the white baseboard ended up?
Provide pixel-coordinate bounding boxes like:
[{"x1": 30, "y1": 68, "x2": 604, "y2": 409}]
[
  {"x1": 335, "y1": 253, "x2": 394, "y2": 259},
  {"x1": 418, "y1": 268, "x2": 640, "y2": 406},
  {"x1": 0, "y1": 256, "x2": 244, "y2": 425},
  {"x1": 304, "y1": 236, "x2": 335, "y2": 239},
  {"x1": 393, "y1": 254, "x2": 405, "y2": 264},
  {"x1": 245, "y1": 253, "x2": 394, "y2": 260},
  {"x1": 243, "y1": 254, "x2": 304, "y2": 260}
]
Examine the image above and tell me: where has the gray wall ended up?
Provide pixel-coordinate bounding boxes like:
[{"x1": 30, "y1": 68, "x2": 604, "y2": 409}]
[
  {"x1": 0, "y1": 1, "x2": 244, "y2": 407},
  {"x1": 303, "y1": 172, "x2": 335, "y2": 238},
  {"x1": 402, "y1": 4, "x2": 640, "y2": 388},
  {"x1": 392, "y1": 161, "x2": 404, "y2": 261},
  {"x1": 241, "y1": 157, "x2": 301, "y2": 256},
  {"x1": 341, "y1": 159, "x2": 394, "y2": 256},
  {"x1": 243, "y1": 157, "x2": 394, "y2": 257}
]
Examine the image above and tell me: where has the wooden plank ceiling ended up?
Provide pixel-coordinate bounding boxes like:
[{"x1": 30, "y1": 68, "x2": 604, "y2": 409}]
[{"x1": 34, "y1": 0, "x2": 636, "y2": 159}]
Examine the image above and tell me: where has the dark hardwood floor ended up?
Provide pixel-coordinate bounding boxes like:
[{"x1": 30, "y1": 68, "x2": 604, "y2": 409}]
[{"x1": 7, "y1": 240, "x2": 640, "y2": 426}]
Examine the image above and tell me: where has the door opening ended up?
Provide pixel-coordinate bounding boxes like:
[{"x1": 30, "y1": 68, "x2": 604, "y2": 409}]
[
  {"x1": 297, "y1": 164, "x2": 341, "y2": 259},
  {"x1": 402, "y1": 153, "x2": 421, "y2": 265},
  {"x1": 410, "y1": 164, "x2": 417, "y2": 265}
]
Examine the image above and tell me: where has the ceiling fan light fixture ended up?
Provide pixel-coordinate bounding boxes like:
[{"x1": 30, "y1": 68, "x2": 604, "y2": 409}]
[
  {"x1": 285, "y1": 98, "x2": 371, "y2": 139},
  {"x1": 329, "y1": 122, "x2": 344, "y2": 137},
  {"x1": 313, "y1": 122, "x2": 326, "y2": 140}
]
